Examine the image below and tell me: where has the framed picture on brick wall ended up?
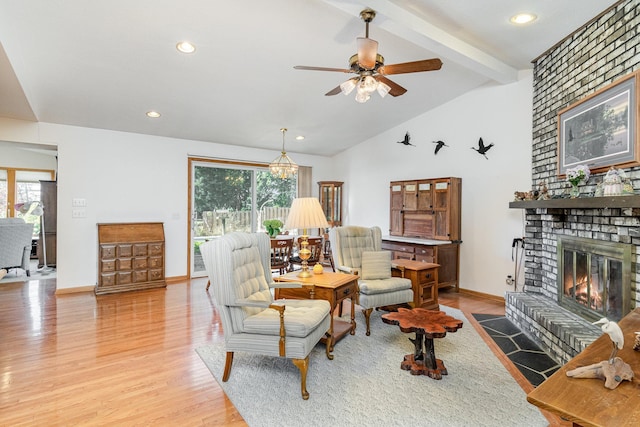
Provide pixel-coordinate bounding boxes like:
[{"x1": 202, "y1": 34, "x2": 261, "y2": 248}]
[{"x1": 557, "y1": 70, "x2": 639, "y2": 176}]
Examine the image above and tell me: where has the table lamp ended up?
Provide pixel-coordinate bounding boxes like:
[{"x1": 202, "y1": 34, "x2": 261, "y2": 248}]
[{"x1": 285, "y1": 197, "x2": 329, "y2": 278}]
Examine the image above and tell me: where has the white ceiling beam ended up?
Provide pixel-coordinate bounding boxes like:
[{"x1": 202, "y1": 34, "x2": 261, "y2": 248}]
[{"x1": 323, "y1": 0, "x2": 518, "y2": 84}]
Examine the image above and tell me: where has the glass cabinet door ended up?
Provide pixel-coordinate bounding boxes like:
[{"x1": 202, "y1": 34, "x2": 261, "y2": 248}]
[{"x1": 318, "y1": 181, "x2": 343, "y2": 227}]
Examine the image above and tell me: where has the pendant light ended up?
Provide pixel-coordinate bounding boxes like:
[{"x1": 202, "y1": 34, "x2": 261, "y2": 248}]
[{"x1": 269, "y1": 128, "x2": 298, "y2": 179}]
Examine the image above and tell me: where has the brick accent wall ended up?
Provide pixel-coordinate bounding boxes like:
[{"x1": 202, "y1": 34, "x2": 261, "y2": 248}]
[
  {"x1": 531, "y1": 0, "x2": 640, "y2": 196},
  {"x1": 506, "y1": 0, "x2": 640, "y2": 364},
  {"x1": 526, "y1": 0, "x2": 640, "y2": 299}
]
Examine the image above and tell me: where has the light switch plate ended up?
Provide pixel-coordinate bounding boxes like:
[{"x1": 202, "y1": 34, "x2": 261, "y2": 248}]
[{"x1": 72, "y1": 208, "x2": 86, "y2": 218}]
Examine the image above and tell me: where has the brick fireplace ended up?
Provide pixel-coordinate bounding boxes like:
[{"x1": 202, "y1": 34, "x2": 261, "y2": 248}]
[
  {"x1": 505, "y1": 0, "x2": 640, "y2": 365},
  {"x1": 507, "y1": 201, "x2": 640, "y2": 364}
]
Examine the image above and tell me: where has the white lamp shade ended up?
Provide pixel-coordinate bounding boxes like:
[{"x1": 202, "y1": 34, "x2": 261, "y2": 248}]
[{"x1": 285, "y1": 197, "x2": 329, "y2": 230}]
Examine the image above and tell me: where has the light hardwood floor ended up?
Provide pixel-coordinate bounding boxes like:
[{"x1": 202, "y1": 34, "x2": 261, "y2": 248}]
[{"x1": 0, "y1": 277, "x2": 565, "y2": 426}]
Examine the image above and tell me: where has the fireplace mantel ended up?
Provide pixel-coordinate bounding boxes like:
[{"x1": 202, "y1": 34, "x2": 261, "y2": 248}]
[{"x1": 509, "y1": 195, "x2": 640, "y2": 209}]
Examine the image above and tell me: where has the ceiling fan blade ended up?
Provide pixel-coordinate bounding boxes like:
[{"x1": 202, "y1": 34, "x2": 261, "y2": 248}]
[
  {"x1": 378, "y1": 58, "x2": 443, "y2": 75},
  {"x1": 374, "y1": 76, "x2": 407, "y2": 97},
  {"x1": 357, "y1": 37, "x2": 378, "y2": 69},
  {"x1": 325, "y1": 85, "x2": 343, "y2": 96},
  {"x1": 294, "y1": 65, "x2": 353, "y2": 73}
]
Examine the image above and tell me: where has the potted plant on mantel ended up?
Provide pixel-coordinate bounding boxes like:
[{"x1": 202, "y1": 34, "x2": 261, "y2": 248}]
[{"x1": 263, "y1": 219, "x2": 283, "y2": 238}]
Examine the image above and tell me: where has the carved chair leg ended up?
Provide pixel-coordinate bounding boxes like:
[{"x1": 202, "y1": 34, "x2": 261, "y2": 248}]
[
  {"x1": 222, "y1": 351, "x2": 234, "y2": 382},
  {"x1": 292, "y1": 357, "x2": 310, "y2": 400},
  {"x1": 363, "y1": 308, "x2": 373, "y2": 336}
]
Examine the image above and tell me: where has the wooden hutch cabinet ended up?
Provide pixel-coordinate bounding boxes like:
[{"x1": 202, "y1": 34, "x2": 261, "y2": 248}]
[
  {"x1": 384, "y1": 177, "x2": 461, "y2": 291},
  {"x1": 96, "y1": 222, "x2": 166, "y2": 295},
  {"x1": 318, "y1": 181, "x2": 343, "y2": 227},
  {"x1": 389, "y1": 177, "x2": 461, "y2": 241}
]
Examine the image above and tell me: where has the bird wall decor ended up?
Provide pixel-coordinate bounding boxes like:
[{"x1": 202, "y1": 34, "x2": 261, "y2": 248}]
[
  {"x1": 472, "y1": 137, "x2": 494, "y2": 159},
  {"x1": 397, "y1": 132, "x2": 414, "y2": 147},
  {"x1": 565, "y1": 317, "x2": 634, "y2": 389},
  {"x1": 432, "y1": 140, "x2": 448, "y2": 155}
]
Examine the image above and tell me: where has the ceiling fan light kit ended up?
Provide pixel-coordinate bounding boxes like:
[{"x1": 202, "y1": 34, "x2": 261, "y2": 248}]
[{"x1": 294, "y1": 8, "x2": 442, "y2": 103}]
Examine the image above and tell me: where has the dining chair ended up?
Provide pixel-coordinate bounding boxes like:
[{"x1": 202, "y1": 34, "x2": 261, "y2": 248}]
[{"x1": 270, "y1": 236, "x2": 293, "y2": 275}]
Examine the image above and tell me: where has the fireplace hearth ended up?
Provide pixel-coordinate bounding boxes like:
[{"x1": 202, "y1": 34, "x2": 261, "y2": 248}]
[
  {"x1": 557, "y1": 236, "x2": 632, "y2": 322},
  {"x1": 506, "y1": 201, "x2": 640, "y2": 364}
]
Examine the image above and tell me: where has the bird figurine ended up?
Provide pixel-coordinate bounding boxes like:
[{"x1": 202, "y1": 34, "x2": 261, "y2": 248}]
[
  {"x1": 471, "y1": 137, "x2": 494, "y2": 159},
  {"x1": 593, "y1": 317, "x2": 624, "y2": 364},
  {"x1": 432, "y1": 140, "x2": 448, "y2": 155},
  {"x1": 566, "y1": 317, "x2": 634, "y2": 389},
  {"x1": 397, "y1": 132, "x2": 414, "y2": 147}
]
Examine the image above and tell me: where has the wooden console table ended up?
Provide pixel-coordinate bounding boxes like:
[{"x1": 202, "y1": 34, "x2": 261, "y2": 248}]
[
  {"x1": 382, "y1": 307, "x2": 463, "y2": 380},
  {"x1": 527, "y1": 308, "x2": 640, "y2": 426},
  {"x1": 382, "y1": 236, "x2": 459, "y2": 291},
  {"x1": 274, "y1": 271, "x2": 357, "y2": 350}
]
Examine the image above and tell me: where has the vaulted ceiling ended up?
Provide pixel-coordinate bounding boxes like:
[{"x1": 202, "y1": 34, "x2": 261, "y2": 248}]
[{"x1": 0, "y1": 0, "x2": 618, "y2": 156}]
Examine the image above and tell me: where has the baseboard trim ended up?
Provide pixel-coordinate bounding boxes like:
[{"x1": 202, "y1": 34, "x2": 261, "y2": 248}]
[
  {"x1": 458, "y1": 288, "x2": 505, "y2": 303},
  {"x1": 55, "y1": 285, "x2": 95, "y2": 295},
  {"x1": 166, "y1": 275, "x2": 188, "y2": 284},
  {"x1": 53, "y1": 275, "x2": 189, "y2": 295}
]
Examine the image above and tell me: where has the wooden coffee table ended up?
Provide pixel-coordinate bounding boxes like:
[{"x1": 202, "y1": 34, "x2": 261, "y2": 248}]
[
  {"x1": 274, "y1": 271, "x2": 358, "y2": 350},
  {"x1": 382, "y1": 307, "x2": 463, "y2": 379}
]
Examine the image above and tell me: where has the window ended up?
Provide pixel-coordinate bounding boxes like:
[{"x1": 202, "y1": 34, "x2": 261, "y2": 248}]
[
  {"x1": 0, "y1": 168, "x2": 54, "y2": 237},
  {"x1": 189, "y1": 159, "x2": 297, "y2": 276}
]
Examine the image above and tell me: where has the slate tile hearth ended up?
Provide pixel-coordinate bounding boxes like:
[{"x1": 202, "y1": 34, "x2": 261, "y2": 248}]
[{"x1": 472, "y1": 314, "x2": 560, "y2": 387}]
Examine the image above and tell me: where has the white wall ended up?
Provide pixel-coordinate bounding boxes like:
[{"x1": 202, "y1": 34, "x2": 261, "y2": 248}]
[
  {"x1": 0, "y1": 118, "x2": 333, "y2": 290},
  {"x1": 0, "y1": 71, "x2": 533, "y2": 297},
  {"x1": 0, "y1": 144, "x2": 57, "y2": 170},
  {"x1": 332, "y1": 70, "x2": 533, "y2": 297}
]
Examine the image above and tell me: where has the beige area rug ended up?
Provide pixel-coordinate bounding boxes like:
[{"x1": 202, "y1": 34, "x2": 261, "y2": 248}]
[{"x1": 196, "y1": 306, "x2": 547, "y2": 427}]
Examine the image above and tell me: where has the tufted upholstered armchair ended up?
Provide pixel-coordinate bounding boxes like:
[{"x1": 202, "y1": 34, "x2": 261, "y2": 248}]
[
  {"x1": 329, "y1": 225, "x2": 413, "y2": 336},
  {"x1": 201, "y1": 232, "x2": 332, "y2": 400},
  {"x1": 0, "y1": 218, "x2": 34, "y2": 276}
]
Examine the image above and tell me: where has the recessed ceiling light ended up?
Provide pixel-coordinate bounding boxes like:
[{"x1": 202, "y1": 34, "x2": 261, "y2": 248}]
[
  {"x1": 510, "y1": 13, "x2": 537, "y2": 25},
  {"x1": 146, "y1": 111, "x2": 161, "y2": 118},
  {"x1": 295, "y1": 135, "x2": 305, "y2": 141},
  {"x1": 176, "y1": 41, "x2": 196, "y2": 54}
]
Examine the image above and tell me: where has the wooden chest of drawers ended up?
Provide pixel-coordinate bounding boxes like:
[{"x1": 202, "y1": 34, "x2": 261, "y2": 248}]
[
  {"x1": 391, "y1": 259, "x2": 439, "y2": 310},
  {"x1": 96, "y1": 222, "x2": 166, "y2": 295}
]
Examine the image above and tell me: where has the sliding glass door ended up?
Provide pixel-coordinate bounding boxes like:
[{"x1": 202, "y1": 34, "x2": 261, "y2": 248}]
[{"x1": 190, "y1": 160, "x2": 296, "y2": 277}]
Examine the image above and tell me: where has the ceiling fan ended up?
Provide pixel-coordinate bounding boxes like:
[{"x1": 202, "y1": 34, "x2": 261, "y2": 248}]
[{"x1": 294, "y1": 8, "x2": 442, "y2": 103}]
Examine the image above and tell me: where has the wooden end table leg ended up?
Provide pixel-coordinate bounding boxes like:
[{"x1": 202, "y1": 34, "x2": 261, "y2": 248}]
[
  {"x1": 328, "y1": 313, "x2": 335, "y2": 352},
  {"x1": 349, "y1": 296, "x2": 356, "y2": 335}
]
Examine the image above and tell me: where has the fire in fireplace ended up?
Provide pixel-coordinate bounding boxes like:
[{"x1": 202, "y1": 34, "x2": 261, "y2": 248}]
[{"x1": 557, "y1": 236, "x2": 632, "y2": 322}]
